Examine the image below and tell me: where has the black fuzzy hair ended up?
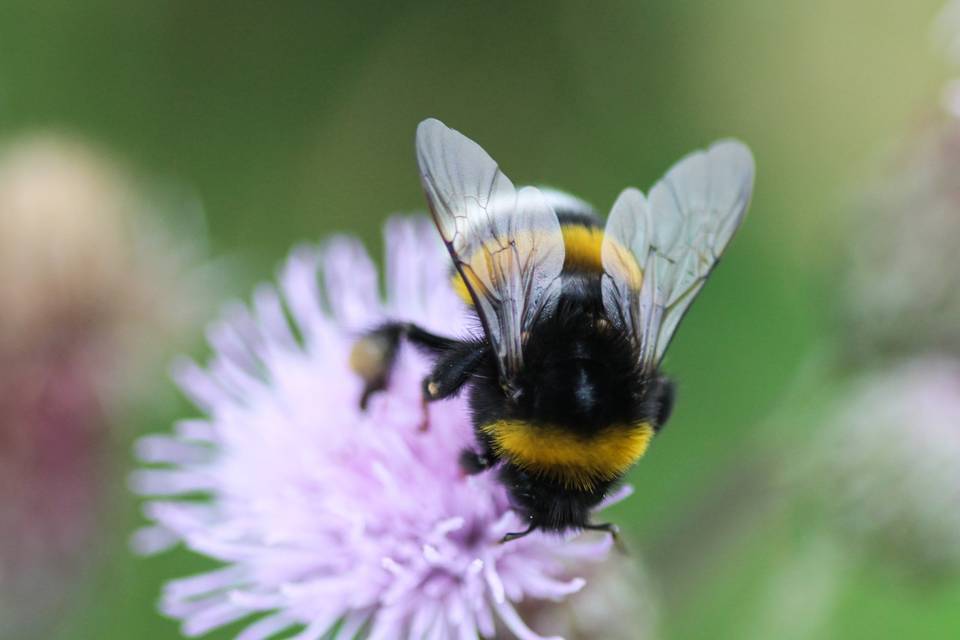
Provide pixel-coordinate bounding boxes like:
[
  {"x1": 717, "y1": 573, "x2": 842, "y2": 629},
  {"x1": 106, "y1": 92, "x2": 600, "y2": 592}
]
[{"x1": 464, "y1": 270, "x2": 673, "y2": 533}]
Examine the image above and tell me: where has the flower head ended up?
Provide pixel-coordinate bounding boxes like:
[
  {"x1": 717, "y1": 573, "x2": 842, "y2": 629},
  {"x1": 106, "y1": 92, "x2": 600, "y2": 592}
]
[
  {"x1": 842, "y1": 121, "x2": 960, "y2": 361},
  {"x1": 134, "y1": 218, "x2": 622, "y2": 639},
  {"x1": 815, "y1": 358, "x2": 960, "y2": 578}
]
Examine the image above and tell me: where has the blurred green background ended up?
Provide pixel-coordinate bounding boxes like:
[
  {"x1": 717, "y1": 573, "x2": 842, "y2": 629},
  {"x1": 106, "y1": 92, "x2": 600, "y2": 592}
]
[{"x1": 4, "y1": 1, "x2": 957, "y2": 638}]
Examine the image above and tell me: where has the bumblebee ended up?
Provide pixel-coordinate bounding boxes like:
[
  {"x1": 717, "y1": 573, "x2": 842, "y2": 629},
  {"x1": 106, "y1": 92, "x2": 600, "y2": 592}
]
[{"x1": 352, "y1": 118, "x2": 754, "y2": 542}]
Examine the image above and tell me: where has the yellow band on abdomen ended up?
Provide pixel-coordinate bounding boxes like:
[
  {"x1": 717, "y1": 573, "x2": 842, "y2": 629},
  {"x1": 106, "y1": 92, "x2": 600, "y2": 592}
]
[{"x1": 481, "y1": 420, "x2": 655, "y2": 490}]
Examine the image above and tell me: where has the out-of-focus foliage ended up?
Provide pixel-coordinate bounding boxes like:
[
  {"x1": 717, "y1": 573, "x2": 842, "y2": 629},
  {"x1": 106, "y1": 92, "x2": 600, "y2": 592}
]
[{"x1": 2, "y1": 1, "x2": 957, "y2": 639}]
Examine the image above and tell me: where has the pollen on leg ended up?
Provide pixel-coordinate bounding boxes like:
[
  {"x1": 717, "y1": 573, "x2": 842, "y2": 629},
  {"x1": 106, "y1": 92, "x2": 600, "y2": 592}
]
[{"x1": 349, "y1": 334, "x2": 392, "y2": 382}]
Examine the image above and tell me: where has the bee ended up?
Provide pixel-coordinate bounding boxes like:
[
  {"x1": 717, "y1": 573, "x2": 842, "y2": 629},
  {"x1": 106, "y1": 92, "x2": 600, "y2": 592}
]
[{"x1": 351, "y1": 118, "x2": 754, "y2": 543}]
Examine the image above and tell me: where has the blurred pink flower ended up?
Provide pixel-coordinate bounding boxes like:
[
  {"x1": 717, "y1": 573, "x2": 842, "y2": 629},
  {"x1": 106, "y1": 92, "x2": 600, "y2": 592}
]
[
  {"x1": 851, "y1": 3, "x2": 960, "y2": 356},
  {"x1": 0, "y1": 134, "x2": 209, "y2": 637},
  {"x1": 133, "y1": 218, "x2": 622, "y2": 639},
  {"x1": 517, "y1": 557, "x2": 658, "y2": 640},
  {"x1": 934, "y1": 0, "x2": 960, "y2": 116},
  {"x1": 842, "y1": 121, "x2": 960, "y2": 361},
  {"x1": 0, "y1": 337, "x2": 108, "y2": 636},
  {"x1": 817, "y1": 358, "x2": 960, "y2": 577}
]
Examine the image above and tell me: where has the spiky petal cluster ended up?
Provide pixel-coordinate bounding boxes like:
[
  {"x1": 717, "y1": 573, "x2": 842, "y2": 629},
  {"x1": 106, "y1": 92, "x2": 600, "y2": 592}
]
[{"x1": 133, "y1": 218, "x2": 619, "y2": 639}]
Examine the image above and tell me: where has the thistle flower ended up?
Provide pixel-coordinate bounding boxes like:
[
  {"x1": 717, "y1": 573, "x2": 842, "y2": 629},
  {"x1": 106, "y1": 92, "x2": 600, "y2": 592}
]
[
  {"x1": 816, "y1": 358, "x2": 960, "y2": 578},
  {"x1": 841, "y1": 0, "x2": 960, "y2": 359},
  {"x1": 133, "y1": 217, "x2": 625, "y2": 639}
]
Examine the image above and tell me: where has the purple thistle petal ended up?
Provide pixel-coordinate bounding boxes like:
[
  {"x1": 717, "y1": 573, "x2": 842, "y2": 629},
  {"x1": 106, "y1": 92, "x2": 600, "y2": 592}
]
[
  {"x1": 164, "y1": 566, "x2": 250, "y2": 601},
  {"x1": 234, "y1": 613, "x2": 298, "y2": 640},
  {"x1": 135, "y1": 435, "x2": 211, "y2": 465},
  {"x1": 130, "y1": 525, "x2": 180, "y2": 555},
  {"x1": 181, "y1": 601, "x2": 252, "y2": 637},
  {"x1": 491, "y1": 597, "x2": 562, "y2": 640},
  {"x1": 173, "y1": 419, "x2": 217, "y2": 442},
  {"x1": 597, "y1": 484, "x2": 635, "y2": 510}
]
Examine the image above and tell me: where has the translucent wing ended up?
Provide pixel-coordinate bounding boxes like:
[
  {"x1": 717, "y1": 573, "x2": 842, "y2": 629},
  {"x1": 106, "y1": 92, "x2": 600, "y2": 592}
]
[
  {"x1": 601, "y1": 140, "x2": 755, "y2": 367},
  {"x1": 600, "y1": 188, "x2": 657, "y2": 363},
  {"x1": 415, "y1": 118, "x2": 565, "y2": 390}
]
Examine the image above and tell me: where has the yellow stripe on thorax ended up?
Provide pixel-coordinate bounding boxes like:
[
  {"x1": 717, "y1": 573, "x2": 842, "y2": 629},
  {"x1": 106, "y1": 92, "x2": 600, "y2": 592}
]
[
  {"x1": 481, "y1": 419, "x2": 655, "y2": 490},
  {"x1": 452, "y1": 223, "x2": 634, "y2": 305},
  {"x1": 452, "y1": 268, "x2": 473, "y2": 304},
  {"x1": 560, "y1": 224, "x2": 605, "y2": 272}
]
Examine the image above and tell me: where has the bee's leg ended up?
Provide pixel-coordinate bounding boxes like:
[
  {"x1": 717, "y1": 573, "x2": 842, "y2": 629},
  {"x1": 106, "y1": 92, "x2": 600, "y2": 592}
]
[
  {"x1": 652, "y1": 376, "x2": 676, "y2": 431},
  {"x1": 350, "y1": 324, "x2": 400, "y2": 410},
  {"x1": 458, "y1": 448, "x2": 496, "y2": 475},
  {"x1": 422, "y1": 342, "x2": 487, "y2": 401},
  {"x1": 583, "y1": 522, "x2": 629, "y2": 554},
  {"x1": 402, "y1": 323, "x2": 464, "y2": 354},
  {"x1": 418, "y1": 341, "x2": 487, "y2": 431},
  {"x1": 350, "y1": 322, "x2": 461, "y2": 410},
  {"x1": 500, "y1": 523, "x2": 539, "y2": 544}
]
